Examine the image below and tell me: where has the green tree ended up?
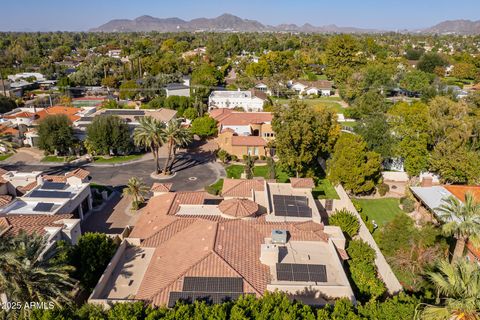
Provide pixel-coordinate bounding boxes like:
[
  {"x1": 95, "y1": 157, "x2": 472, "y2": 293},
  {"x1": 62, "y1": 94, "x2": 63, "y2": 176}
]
[
  {"x1": 329, "y1": 209, "x2": 360, "y2": 238},
  {"x1": 244, "y1": 155, "x2": 255, "y2": 179},
  {"x1": 183, "y1": 107, "x2": 198, "y2": 120},
  {"x1": 266, "y1": 156, "x2": 276, "y2": 180},
  {"x1": 419, "y1": 260, "x2": 480, "y2": 320},
  {"x1": 190, "y1": 64, "x2": 223, "y2": 102},
  {"x1": 123, "y1": 177, "x2": 149, "y2": 210},
  {"x1": 355, "y1": 114, "x2": 394, "y2": 158},
  {"x1": 0, "y1": 232, "x2": 75, "y2": 319},
  {"x1": 272, "y1": 100, "x2": 340, "y2": 177},
  {"x1": 325, "y1": 35, "x2": 362, "y2": 83},
  {"x1": 119, "y1": 80, "x2": 139, "y2": 100},
  {"x1": 388, "y1": 102, "x2": 431, "y2": 176},
  {"x1": 327, "y1": 134, "x2": 382, "y2": 195},
  {"x1": 37, "y1": 114, "x2": 75, "y2": 155},
  {"x1": 0, "y1": 95, "x2": 17, "y2": 113},
  {"x1": 451, "y1": 62, "x2": 478, "y2": 80},
  {"x1": 400, "y1": 70, "x2": 433, "y2": 93},
  {"x1": 348, "y1": 91, "x2": 388, "y2": 119},
  {"x1": 436, "y1": 193, "x2": 480, "y2": 261},
  {"x1": 191, "y1": 116, "x2": 217, "y2": 138},
  {"x1": 68, "y1": 233, "x2": 118, "y2": 290},
  {"x1": 85, "y1": 115, "x2": 131, "y2": 155},
  {"x1": 163, "y1": 119, "x2": 192, "y2": 175},
  {"x1": 417, "y1": 53, "x2": 448, "y2": 74},
  {"x1": 217, "y1": 149, "x2": 229, "y2": 164},
  {"x1": 133, "y1": 116, "x2": 166, "y2": 174}
]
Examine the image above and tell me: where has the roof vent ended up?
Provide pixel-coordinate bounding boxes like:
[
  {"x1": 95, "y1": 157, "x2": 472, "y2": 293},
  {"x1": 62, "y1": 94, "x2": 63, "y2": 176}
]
[{"x1": 271, "y1": 230, "x2": 288, "y2": 244}]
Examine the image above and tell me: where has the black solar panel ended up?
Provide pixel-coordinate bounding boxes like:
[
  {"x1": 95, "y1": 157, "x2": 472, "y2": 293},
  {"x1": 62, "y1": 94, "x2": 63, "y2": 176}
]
[
  {"x1": 29, "y1": 190, "x2": 72, "y2": 199},
  {"x1": 276, "y1": 263, "x2": 327, "y2": 282},
  {"x1": 182, "y1": 277, "x2": 243, "y2": 293},
  {"x1": 273, "y1": 195, "x2": 312, "y2": 218},
  {"x1": 168, "y1": 291, "x2": 243, "y2": 308},
  {"x1": 104, "y1": 110, "x2": 145, "y2": 116},
  {"x1": 33, "y1": 202, "x2": 55, "y2": 212},
  {"x1": 41, "y1": 181, "x2": 67, "y2": 190}
]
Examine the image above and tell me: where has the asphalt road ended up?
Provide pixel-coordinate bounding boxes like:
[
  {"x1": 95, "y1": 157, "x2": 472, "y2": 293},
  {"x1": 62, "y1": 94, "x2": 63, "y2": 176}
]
[{"x1": 1, "y1": 153, "x2": 223, "y2": 191}]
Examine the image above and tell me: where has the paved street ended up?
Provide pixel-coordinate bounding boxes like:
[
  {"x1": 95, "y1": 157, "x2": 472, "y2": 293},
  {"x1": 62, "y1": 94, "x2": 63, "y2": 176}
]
[{"x1": 0, "y1": 151, "x2": 223, "y2": 191}]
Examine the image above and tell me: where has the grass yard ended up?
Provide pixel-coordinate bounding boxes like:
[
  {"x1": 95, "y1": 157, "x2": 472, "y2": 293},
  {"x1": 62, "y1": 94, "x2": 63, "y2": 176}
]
[
  {"x1": 93, "y1": 154, "x2": 143, "y2": 163},
  {"x1": 0, "y1": 153, "x2": 13, "y2": 161},
  {"x1": 41, "y1": 155, "x2": 75, "y2": 162},
  {"x1": 312, "y1": 179, "x2": 340, "y2": 200},
  {"x1": 225, "y1": 164, "x2": 290, "y2": 182},
  {"x1": 354, "y1": 198, "x2": 403, "y2": 228},
  {"x1": 274, "y1": 97, "x2": 345, "y2": 114},
  {"x1": 205, "y1": 179, "x2": 224, "y2": 195}
]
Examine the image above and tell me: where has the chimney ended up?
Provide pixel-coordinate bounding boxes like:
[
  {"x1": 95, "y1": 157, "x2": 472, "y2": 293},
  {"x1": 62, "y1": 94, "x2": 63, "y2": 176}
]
[
  {"x1": 260, "y1": 243, "x2": 279, "y2": 266},
  {"x1": 421, "y1": 177, "x2": 433, "y2": 187}
]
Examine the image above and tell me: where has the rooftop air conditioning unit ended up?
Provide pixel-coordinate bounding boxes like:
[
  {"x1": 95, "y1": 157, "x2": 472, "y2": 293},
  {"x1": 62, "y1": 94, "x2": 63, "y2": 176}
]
[{"x1": 271, "y1": 230, "x2": 288, "y2": 244}]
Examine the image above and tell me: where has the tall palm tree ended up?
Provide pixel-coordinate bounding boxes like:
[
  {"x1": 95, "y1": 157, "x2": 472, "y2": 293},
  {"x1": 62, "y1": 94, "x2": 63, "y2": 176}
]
[
  {"x1": 417, "y1": 259, "x2": 480, "y2": 320},
  {"x1": 163, "y1": 119, "x2": 192, "y2": 175},
  {"x1": 0, "y1": 232, "x2": 75, "y2": 319},
  {"x1": 436, "y1": 192, "x2": 480, "y2": 261},
  {"x1": 123, "y1": 177, "x2": 149, "y2": 210},
  {"x1": 133, "y1": 116, "x2": 166, "y2": 174},
  {"x1": 0, "y1": 134, "x2": 16, "y2": 154}
]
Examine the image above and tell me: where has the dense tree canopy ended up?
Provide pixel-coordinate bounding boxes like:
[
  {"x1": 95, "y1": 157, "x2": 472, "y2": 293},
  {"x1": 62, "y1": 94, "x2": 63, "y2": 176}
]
[
  {"x1": 85, "y1": 115, "x2": 132, "y2": 155},
  {"x1": 272, "y1": 100, "x2": 340, "y2": 177},
  {"x1": 37, "y1": 114, "x2": 75, "y2": 155}
]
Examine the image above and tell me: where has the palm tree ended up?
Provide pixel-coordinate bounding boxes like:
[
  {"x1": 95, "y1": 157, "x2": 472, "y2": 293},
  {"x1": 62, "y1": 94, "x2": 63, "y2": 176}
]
[
  {"x1": 0, "y1": 134, "x2": 16, "y2": 154},
  {"x1": 163, "y1": 119, "x2": 192, "y2": 175},
  {"x1": 0, "y1": 232, "x2": 75, "y2": 319},
  {"x1": 436, "y1": 192, "x2": 480, "y2": 261},
  {"x1": 133, "y1": 116, "x2": 166, "y2": 174},
  {"x1": 123, "y1": 177, "x2": 149, "y2": 210},
  {"x1": 417, "y1": 259, "x2": 480, "y2": 320}
]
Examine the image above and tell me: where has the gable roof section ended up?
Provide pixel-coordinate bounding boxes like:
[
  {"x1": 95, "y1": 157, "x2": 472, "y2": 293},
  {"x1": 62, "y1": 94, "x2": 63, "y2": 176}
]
[
  {"x1": 221, "y1": 179, "x2": 265, "y2": 198},
  {"x1": 290, "y1": 178, "x2": 315, "y2": 189},
  {"x1": 151, "y1": 183, "x2": 173, "y2": 193},
  {"x1": 0, "y1": 214, "x2": 73, "y2": 237},
  {"x1": 35, "y1": 106, "x2": 81, "y2": 123},
  {"x1": 444, "y1": 185, "x2": 480, "y2": 203},
  {"x1": 231, "y1": 136, "x2": 267, "y2": 147}
]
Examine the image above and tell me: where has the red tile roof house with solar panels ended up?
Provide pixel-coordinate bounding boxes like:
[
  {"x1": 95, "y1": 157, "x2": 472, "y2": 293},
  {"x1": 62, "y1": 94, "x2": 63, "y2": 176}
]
[
  {"x1": 0, "y1": 167, "x2": 93, "y2": 222},
  {"x1": 89, "y1": 178, "x2": 354, "y2": 308}
]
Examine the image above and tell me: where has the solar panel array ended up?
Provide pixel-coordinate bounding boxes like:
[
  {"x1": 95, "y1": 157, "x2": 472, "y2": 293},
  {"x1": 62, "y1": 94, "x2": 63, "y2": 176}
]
[
  {"x1": 168, "y1": 277, "x2": 244, "y2": 308},
  {"x1": 182, "y1": 277, "x2": 243, "y2": 293},
  {"x1": 41, "y1": 181, "x2": 68, "y2": 190},
  {"x1": 276, "y1": 263, "x2": 327, "y2": 282},
  {"x1": 33, "y1": 202, "x2": 55, "y2": 212},
  {"x1": 104, "y1": 110, "x2": 145, "y2": 116},
  {"x1": 273, "y1": 195, "x2": 312, "y2": 217},
  {"x1": 29, "y1": 190, "x2": 72, "y2": 199}
]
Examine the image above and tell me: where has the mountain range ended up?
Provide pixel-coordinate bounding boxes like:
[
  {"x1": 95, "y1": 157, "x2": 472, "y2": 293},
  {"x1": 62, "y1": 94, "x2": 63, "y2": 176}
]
[{"x1": 89, "y1": 13, "x2": 480, "y2": 35}]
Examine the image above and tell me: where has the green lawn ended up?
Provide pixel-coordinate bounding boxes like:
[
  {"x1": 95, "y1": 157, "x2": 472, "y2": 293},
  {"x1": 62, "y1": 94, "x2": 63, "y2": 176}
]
[
  {"x1": 0, "y1": 153, "x2": 13, "y2": 161},
  {"x1": 274, "y1": 98, "x2": 345, "y2": 114},
  {"x1": 41, "y1": 155, "x2": 74, "y2": 163},
  {"x1": 93, "y1": 154, "x2": 143, "y2": 163},
  {"x1": 312, "y1": 179, "x2": 340, "y2": 200},
  {"x1": 225, "y1": 164, "x2": 289, "y2": 182},
  {"x1": 205, "y1": 179, "x2": 224, "y2": 195},
  {"x1": 354, "y1": 198, "x2": 403, "y2": 228}
]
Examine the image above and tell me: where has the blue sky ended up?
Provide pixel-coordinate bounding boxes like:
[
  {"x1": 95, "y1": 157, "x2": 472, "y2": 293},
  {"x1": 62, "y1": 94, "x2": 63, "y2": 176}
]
[{"x1": 1, "y1": 0, "x2": 479, "y2": 31}]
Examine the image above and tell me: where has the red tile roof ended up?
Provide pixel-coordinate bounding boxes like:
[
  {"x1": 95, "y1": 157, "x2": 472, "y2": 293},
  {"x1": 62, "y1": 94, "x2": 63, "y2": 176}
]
[
  {"x1": 0, "y1": 195, "x2": 12, "y2": 208},
  {"x1": 129, "y1": 197, "x2": 331, "y2": 306},
  {"x1": 66, "y1": 168, "x2": 90, "y2": 180},
  {"x1": 290, "y1": 178, "x2": 315, "y2": 189},
  {"x1": 17, "y1": 181, "x2": 37, "y2": 194},
  {"x1": 0, "y1": 125, "x2": 20, "y2": 136},
  {"x1": 218, "y1": 198, "x2": 259, "y2": 218},
  {"x1": 151, "y1": 183, "x2": 173, "y2": 193},
  {"x1": 231, "y1": 136, "x2": 267, "y2": 146},
  {"x1": 35, "y1": 106, "x2": 81, "y2": 123},
  {"x1": 444, "y1": 185, "x2": 480, "y2": 203},
  {"x1": 3, "y1": 111, "x2": 35, "y2": 119},
  {"x1": 0, "y1": 214, "x2": 73, "y2": 237},
  {"x1": 221, "y1": 179, "x2": 264, "y2": 198},
  {"x1": 211, "y1": 109, "x2": 273, "y2": 126}
]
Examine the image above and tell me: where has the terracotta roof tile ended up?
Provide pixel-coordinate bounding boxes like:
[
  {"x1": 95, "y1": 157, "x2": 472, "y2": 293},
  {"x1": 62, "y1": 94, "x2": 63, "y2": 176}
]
[
  {"x1": 222, "y1": 179, "x2": 264, "y2": 198},
  {"x1": 167, "y1": 191, "x2": 209, "y2": 215},
  {"x1": 0, "y1": 195, "x2": 12, "y2": 208},
  {"x1": 17, "y1": 181, "x2": 37, "y2": 193},
  {"x1": 3, "y1": 111, "x2": 35, "y2": 119},
  {"x1": 151, "y1": 183, "x2": 173, "y2": 193},
  {"x1": 43, "y1": 175, "x2": 67, "y2": 183},
  {"x1": 231, "y1": 136, "x2": 267, "y2": 146},
  {"x1": 212, "y1": 110, "x2": 273, "y2": 126},
  {"x1": 35, "y1": 106, "x2": 81, "y2": 123},
  {"x1": 290, "y1": 178, "x2": 315, "y2": 189},
  {"x1": 444, "y1": 185, "x2": 480, "y2": 203},
  {"x1": 66, "y1": 168, "x2": 90, "y2": 180},
  {"x1": 0, "y1": 214, "x2": 73, "y2": 237},
  {"x1": 218, "y1": 198, "x2": 258, "y2": 218},
  {"x1": 0, "y1": 168, "x2": 8, "y2": 176}
]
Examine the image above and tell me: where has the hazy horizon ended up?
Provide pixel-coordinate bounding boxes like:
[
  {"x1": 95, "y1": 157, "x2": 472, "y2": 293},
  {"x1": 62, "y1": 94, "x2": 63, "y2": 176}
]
[{"x1": 0, "y1": 0, "x2": 479, "y2": 32}]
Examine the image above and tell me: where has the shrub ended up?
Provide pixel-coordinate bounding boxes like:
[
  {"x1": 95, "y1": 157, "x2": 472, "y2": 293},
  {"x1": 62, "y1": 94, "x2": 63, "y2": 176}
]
[
  {"x1": 377, "y1": 183, "x2": 390, "y2": 196},
  {"x1": 217, "y1": 149, "x2": 229, "y2": 164},
  {"x1": 329, "y1": 209, "x2": 360, "y2": 238},
  {"x1": 400, "y1": 197, "x2": 415, "y2": 213},
  {"x1": 259, "y1": 155, "x2": 266, "y2": 160},
  {"x1": 230, "y1": 155, "x2": 238, "y2": 162}
]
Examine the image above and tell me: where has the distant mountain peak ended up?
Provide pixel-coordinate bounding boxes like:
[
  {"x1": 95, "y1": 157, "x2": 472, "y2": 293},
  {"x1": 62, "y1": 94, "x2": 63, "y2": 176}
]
[{"x1": 89, "y1": 14, "x2": 480, "y2": 34}]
